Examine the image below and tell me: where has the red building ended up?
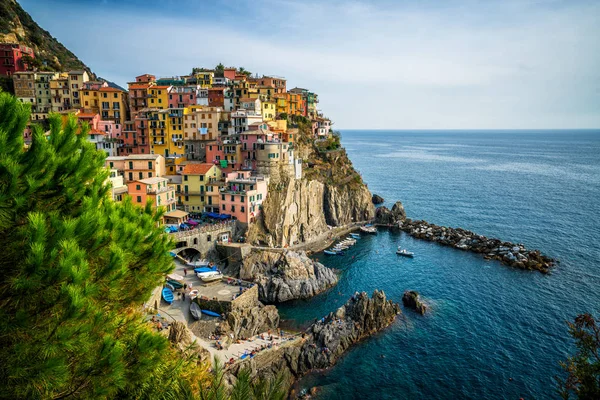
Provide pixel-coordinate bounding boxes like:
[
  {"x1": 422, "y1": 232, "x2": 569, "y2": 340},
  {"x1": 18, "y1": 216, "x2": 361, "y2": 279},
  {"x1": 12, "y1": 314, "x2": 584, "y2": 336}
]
[
  {"x1": 208, "y1": 87, "x2": 225, "y2": 107},
  {"x1": 0, "y1": 43, "x2": 34, "y2": 76}
]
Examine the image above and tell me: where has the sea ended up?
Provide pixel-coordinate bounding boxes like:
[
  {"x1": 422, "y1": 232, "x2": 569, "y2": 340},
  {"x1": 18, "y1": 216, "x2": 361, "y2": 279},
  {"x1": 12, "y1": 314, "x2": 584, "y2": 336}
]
[{"x1": 278, "y1": 130, "x2": 600, "y2": 399}]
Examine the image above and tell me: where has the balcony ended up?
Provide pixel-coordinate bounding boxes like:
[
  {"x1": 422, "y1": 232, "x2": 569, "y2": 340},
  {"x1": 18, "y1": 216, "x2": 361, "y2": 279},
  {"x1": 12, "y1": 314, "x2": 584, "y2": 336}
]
[{"x1": 147, "y1": 185, "x2": 175, "y2": 194}]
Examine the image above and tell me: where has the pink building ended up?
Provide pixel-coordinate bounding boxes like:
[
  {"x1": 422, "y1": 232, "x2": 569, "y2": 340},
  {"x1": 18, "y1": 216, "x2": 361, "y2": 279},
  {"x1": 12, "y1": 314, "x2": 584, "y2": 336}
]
[
  {"x1": 127, "y1": 177, "x2": 177, "y2": 222},
  {"x1": 168, "y1": 86, "x2": 197, "y2": 108},
  {"x1": 219, "y1": 171, "x2": 268, "y2": 224},
  {"x1": 239, "y1": 124, "x2": 281, "y2": 170}
]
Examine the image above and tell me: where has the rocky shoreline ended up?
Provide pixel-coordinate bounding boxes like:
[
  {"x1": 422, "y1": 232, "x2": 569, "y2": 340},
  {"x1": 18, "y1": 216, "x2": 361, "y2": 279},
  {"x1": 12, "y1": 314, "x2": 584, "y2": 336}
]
[
  {"x1": 375, "y1": 201, "x2": 556, "y2": 273},
  {"x1": 226, "y1": 291, "x2": 400, "y2": 385}
]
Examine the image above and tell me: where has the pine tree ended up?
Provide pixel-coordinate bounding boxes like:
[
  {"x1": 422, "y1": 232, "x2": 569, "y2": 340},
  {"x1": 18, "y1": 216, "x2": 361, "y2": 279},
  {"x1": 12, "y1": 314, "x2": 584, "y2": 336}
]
[{"x1": 0, "y1": 93, "x2": 204, "y2": 399}]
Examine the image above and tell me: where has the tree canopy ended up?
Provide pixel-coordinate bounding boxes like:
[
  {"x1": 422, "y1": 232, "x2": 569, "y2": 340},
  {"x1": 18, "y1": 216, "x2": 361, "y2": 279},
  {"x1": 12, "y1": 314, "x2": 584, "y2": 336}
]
[
  {"x1": 0, "y1": 93, "x2": 204, "y2": 399},
  {"x1": 557, "y1": 313, "x2": 600, "y2": 400}
]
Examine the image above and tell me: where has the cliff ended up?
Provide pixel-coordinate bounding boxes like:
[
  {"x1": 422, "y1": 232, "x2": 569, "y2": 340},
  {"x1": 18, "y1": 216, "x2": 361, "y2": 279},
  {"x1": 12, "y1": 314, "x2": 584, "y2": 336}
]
[
  {"x1": 227, "y1": 290, "x2": 400, "y2": 381},
  {"x1": 240, "y1": 250, "x2": 338, "y2": 303},
  {"x1": 247, "y1": 125, "x2": 374, "y2": 247},
  {"x1": 0, "y1": 0, "x2": 92, "y2": 83}
]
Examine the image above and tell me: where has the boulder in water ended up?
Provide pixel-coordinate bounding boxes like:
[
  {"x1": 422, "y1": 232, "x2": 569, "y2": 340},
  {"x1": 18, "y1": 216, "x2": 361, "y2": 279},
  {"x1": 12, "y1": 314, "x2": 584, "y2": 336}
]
[
  {"x1": 402, "y1": 290, "x2": 428, "y2": 315},
  {"x1": 372, "y1": 194, "x2": 385, "y2": 204}
]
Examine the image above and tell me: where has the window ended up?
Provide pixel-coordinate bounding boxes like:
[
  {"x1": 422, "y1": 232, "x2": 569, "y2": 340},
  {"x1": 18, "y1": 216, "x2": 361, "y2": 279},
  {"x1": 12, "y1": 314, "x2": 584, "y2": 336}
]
[
  {"x1": 207, "y1": 235, "x2": 211, "y2": 242},
  {"x1": 200, "y1": 175, "x2": 204, "y2": 182},
  {"x1": 184, "y1": 175, "x2": 188, "y2": 181},
  {"x1": 221, "y1": 194, "x2": 225, "y2": 201},
  {"x1": 148, "y1": 161, "x2": 153, "y2": 169},
  {"x1": 128, "y1": 172, "x2": 133, "y2": 180},
  {"x1": 241, "y1": 196, "x2": 245, "y2": 202},
  {"x1": 201, "y1": 196, "x2": 204, "y2": 202},
  {"x1": 136, "y1": 184, "x2": 141, "y2": 190},
  {"x1": 136, "y1": 196, "x2": 142, "y2": 203},
  {"x1": 231, "y1": 205, "x2": 235, "y2": 212},
  {"x1": 148, "y1": 172, "x2": 153, "y2": 178},
  {"x1": 231, "y1": 195, "x2": 234, "y2": 202},
  {"x1": 128, "y1": 161, "x2": 133, "y2": 169},
  {"x1": 185, "y1": 196, "x2": 189, "y2": 201}
]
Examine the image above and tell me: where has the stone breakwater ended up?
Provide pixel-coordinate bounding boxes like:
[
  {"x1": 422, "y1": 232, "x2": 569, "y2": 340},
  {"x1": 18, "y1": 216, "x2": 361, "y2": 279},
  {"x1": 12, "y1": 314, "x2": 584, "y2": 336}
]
[
  {"x1": 398, "y1": 219, "x2": 556, "y2": 273},
  {"x1": 226, "y1": 290, "x2": 400, "y2": 382}
]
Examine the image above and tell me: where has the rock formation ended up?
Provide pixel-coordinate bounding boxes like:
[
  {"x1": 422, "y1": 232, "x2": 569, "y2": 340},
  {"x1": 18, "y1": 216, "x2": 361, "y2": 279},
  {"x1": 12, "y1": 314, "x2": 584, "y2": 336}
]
[
  {"x1": 168, "y1": 321, "x2": 211, "y2": 362},
  {"x1": 372, "y1": 194, "x2": 385, "y2": 204},
  {"x1": 240, "y1": 250, "x2": 338, "y2": 303},
  {"x1": 402, "y1": 290, "x2": 428, "y2": 315},
  {"x1": 227, "y1": 302, "x2": 280, "y2": 340},
  {"x1": 398, "y1": 218, "x2": 555, "y2": 273},
  {"x1": 227, "y1": 290, "x2": 400, "y2": 380},
  {"x1": 374, "y1": 201, "x2": 407, "y2": 225}
]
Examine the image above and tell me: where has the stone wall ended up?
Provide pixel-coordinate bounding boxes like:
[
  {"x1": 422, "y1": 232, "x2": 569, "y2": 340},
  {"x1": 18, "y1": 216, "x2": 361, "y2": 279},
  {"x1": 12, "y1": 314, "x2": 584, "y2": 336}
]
[
  {"x1": 172, "y1": 221, "x2": 237, "y2": 257},
  {"x1": 194, "y1": 297, "x2": 232, "y2": 315},
  {"x1": 231, "y1": 284, "x2": 259, "y2": 310}
]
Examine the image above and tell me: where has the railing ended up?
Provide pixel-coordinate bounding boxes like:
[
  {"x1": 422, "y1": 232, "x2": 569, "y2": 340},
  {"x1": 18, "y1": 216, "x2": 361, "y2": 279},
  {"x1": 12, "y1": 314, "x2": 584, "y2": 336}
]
[{"x1": 169, "y1": 220, "x2": 236, "y2": 239}]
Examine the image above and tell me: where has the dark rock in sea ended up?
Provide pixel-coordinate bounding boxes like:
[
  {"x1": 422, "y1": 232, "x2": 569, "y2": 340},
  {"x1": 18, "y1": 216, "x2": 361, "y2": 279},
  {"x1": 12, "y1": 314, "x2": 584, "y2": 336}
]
[
  {"x1": 375, "y1": 201, "x2": 406, "y2": 225},
  {"x1": 402, "y1": 290, "x2": 428, "y2": 315},
  {"x1": 372, "y1": 194, "x2": 385, "y2": 204}
]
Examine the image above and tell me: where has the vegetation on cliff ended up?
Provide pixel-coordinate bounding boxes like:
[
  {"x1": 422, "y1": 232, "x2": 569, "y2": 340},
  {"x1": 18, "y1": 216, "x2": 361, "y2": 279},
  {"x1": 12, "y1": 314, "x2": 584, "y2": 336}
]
[
  {"x1": 0, "y1": 93, "x2": 205, "y2": 398},
  {"x1": 0, "y1": 0, "x2": 91, "y2": 76}
]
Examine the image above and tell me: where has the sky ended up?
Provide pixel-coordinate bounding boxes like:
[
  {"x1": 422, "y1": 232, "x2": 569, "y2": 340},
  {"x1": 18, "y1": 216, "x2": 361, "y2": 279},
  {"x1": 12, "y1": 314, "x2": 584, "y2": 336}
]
[{"x1": 19, "y1": 0, "x2": 600, "y2": 129}]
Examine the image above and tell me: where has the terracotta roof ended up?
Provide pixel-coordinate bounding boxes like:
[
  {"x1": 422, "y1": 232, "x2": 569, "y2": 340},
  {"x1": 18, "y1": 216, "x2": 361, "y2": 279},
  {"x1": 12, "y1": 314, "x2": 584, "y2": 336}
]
[
  {"x1": 78, "y1": 112, "x2": 97, "y2": 118},
  {"x1": 128, "y1": 83, "x2": 151, "y2": 89},
  {"x1": 153, "y1": 85, "x2": 171, "y2": 89},
  {"x1": 239, "y1": 97, "x2": 258, "y2": 103},
  {"x1": 182, "y1": 163, "x2": 216, "y2": 175},
  {"x1": 99, "y1": 87, "x2": 125, "y2": 92}
]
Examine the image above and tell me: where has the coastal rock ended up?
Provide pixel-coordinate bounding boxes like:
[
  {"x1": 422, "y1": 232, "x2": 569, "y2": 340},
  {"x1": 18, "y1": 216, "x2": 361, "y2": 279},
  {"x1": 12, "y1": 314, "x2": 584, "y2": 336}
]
[
  {"x1": 374, "y1": 201, "x2": 407, "y2": 225},
  {"x1": 402, "y1": 290, "x2": 428, "y2": 315},
  {"x1": 240, "y1": 250, "x2": 338, "y2": 303},
  {"x1": 168, "y1": 321, "x2": 211, "y2": 362},
  {"x1": 397, "y1": 216, "x2": 555, "y2": 273},
  {"x1": 227, "y1": 302, "x2": 280, "y2": 340},
  {"x1": 372, "y1": 194, "x2": 385, "y2": 204},
  {"x1": 227, "y1": 290, "x2": 400, "y2": 380}
]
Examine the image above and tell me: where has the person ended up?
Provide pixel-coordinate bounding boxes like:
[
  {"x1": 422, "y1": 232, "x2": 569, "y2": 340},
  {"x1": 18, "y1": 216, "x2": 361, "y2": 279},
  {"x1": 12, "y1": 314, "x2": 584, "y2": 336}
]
[{"x1": 183, "y1": 268, "x2": 187, "y2": 276}]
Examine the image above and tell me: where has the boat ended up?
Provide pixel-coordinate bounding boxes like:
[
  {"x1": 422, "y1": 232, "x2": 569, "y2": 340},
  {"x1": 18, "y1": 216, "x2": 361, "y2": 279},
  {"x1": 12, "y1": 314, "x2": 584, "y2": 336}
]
[
  {"x1": 324, "y1": 249, "x2": 344, "y2": 256},
  {"x1": 194, "y1": 266, "x2": 218, "y2": 274},
  {"x1": 167, "y1": 273, "x2": 185, "y2": 282},
  {"x1": 165, "y1": 283, "x2": 175, "y2": 291},
  {"x1": 187, "y1": 259, "x2": 209, "y2": 267},
  {"x1": 201, "y1": 309, "x2": 222, "y2": 318},
  {"x1": 189, "y1": 302, "x2": 202, "y2": 320},
  {"x1": 166, "y1": 279, "x2": 184, "y2": 289},
  {"x1": 360, "y1": 225, "x2": 378, "y2": 234},
  {"x1": 189, "y1": 289, "x2": 199, "y2": 300},
  {"x1": 396, "y1": 248, "x2": 414, "y2": 257},
  {"x1": 350, "y1": 233, "x2": 360, "y2": 239},
  {"x1": 200, "y1": 273, "x2": 223, "y2": 283},
  {"x1": 162, "y1": 287, "x2": 174, "y2": 304},
  {"x1": 196, "y1": 270, "x2": 221, "y2": 279}
]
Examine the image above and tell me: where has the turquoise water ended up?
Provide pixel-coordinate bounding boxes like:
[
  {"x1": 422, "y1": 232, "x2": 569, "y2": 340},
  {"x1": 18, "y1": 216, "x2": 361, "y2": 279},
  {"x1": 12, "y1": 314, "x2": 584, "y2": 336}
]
[{"x1": 279, "y1": 130, "x2": 600, "y2": 399}]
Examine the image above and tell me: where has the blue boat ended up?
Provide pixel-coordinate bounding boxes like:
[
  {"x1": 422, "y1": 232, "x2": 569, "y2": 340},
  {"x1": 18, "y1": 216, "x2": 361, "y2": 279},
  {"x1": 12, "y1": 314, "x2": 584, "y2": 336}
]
[
  {"x1": 324, "y1": 250, "x2": 344, "y2": 256},
  {"x1": 194, "y1": 266, "x2": 217, "y2": 274},
  {"x1": 201, "y1": 309, "x2": 221, "y2": 318},
  {"x1": 162, "y1": 287, "x2": 174, "y2": 304},
  {"x1": 350, "y1": 233, "x2": 360, "y2": 239}
]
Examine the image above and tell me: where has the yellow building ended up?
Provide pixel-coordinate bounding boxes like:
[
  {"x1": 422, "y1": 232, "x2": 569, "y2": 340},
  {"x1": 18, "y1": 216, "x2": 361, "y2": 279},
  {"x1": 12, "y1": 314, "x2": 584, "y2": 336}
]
[
  {"x1": 262, "y1": 100, "x2": 276, "y2": 121},
  {"x1": 195, "y1": 71, "x2": 214, "y2": 88},
  {"x1": 181, "y1": 163, "x2": 222, "y2": 212},
  {"x1": 274, "y1": 94, "x2": 287, "y2": 116},
  {"x1": 147, "y1": 85, "x2": 170, "y2": 109},
  {"x1": 149, "y1": 108, "x2": 185, "y2": 158}
]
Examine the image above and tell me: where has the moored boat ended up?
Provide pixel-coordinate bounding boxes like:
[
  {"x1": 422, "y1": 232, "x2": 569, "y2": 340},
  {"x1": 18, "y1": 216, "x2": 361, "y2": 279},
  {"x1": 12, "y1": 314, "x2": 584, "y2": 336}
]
[
  {"x1": 162, "y1": 287, "x2": 174, "y2": 304},
  {"x1": 200, "y1": 273, "x2": 223, "y2": 282},
  {"x1": 201, "y1": 309, "x2": 221, "y2": 318},
  {"x1": 194, "y1": 266, "x2": 218, "y2": 274},
  {"x1": 350, "y1": 233, "x2": 361, "y2": 239},
  {"x1": 187, "y1": 259, "x2": 209, "y2": 267},
  {"x1": 360, "y1": 225, "x2": 377, "y2": 234},
  {"x1": 396, "y1": 247, "x2": 414, "y2": 257},
  {"x1": 190, "y1": 302, "x2": 202, "y2": 320}
]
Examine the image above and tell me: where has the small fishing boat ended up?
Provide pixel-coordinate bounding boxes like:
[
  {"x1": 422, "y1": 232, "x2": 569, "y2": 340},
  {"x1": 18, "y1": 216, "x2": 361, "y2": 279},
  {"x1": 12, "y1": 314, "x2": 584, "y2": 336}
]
[
  {"x1": 167, "y1": 273, "x2": 185, "y2": 282},
  {"x1": 190, "y1": 302, "x2": 202, "y2": 320},
  {"x1": 187, "y1": 259, "x2": 209, "y2": 267},
  {"x1": 166, "y1": 279, "x2": 184, "y2": 289},
  {"x1": 189, "y1": 289, "x2": 199, "y2": 300},
  {"x1": 360, "y1": 225, "x2": 377, "y2": 234},
  {"x1": 324, "y1": 249, "x2": 344, "y2": 255},
  {"x1": 201, "y1": 309, "x2": 221, "y2": 318},
  {"x1": 194, "y1": 266, "x2": 218, "y2": 274},
  {"x1": 162, "y1": 287, "x2": 174, "y2": 304},
  {"x1": 396, "y1": 247, "x2": 414, "y2": 257},
  {"x1": 200, "y1": 273, "x2": 223, "y2": 283},
  {"x1": 350, "y1": 233, "x2": 360, "y2": 239}
]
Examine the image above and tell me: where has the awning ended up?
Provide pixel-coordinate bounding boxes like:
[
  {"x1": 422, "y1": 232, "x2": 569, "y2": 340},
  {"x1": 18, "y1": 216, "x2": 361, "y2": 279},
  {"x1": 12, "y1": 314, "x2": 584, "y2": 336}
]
[
  {"x1": 186, "y1": 219, "x2": 199, "y2": 226},
  {"x1": 164, "y1": 210, "x2": 189, "y2": 219},
  {"x1": 219, "y1": 160, "x2": 228, "y2": 168}
]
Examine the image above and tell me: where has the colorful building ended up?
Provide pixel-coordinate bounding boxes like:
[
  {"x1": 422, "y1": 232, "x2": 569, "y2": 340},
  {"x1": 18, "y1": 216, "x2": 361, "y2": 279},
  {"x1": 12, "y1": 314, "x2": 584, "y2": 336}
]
[
  {"x1": 127, "y1": 177, "x2": 177, "y2": 220},
  {"x1": 168, "y1": 86, "x2": 197, "y2": 108},
  {"x1": 181, "y1": 163, "x2": 222, "y2": 212},
  {"x1": 258, "y1": 76, "x2": 286, "y2": 95},
  {"x1": 208, "y1": 87, "x2": 225, "y2": 107},
  {"x1": 106, "y1": 154, "x2": 166, "y2": 183},
  {"x1": 219, "y1": 172, "x2": 268, "y2": 224},
  {"x1": 183, "y1": 106, "x2": 227, "y2": 160},
  {"x1": 147, "y1": 85, "x2": 170, "y2": 109},
  {"x1": 0, "y1": 43, "x2": 34, "y2": 76},
  {"x1": 261, "y1": 100, "x2": 276, "y2": 121}
]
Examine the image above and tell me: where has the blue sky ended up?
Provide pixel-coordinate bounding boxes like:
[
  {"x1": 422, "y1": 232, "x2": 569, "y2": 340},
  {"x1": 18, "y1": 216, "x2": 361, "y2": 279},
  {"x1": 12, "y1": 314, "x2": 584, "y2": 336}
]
[{"x1": 19, "y1": 0, "x2": 600, "y2": 129}]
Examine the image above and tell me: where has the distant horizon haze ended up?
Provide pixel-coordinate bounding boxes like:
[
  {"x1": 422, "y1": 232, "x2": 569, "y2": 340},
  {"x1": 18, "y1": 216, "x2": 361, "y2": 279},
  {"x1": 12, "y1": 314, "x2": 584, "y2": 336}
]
[{"x1": 19, "y1": 0, "x2": 600, "y2": 130}]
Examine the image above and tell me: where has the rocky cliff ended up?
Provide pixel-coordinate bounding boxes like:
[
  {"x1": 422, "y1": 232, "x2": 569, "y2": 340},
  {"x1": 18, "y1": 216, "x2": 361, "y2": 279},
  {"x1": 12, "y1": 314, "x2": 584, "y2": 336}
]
[
  {"x1": 227, "y1": 290, "x2": 400, "y2": 380},
  {"x1": 240, "y1": 250, "x2": 338, "y2": 303},
  {"x1": 226, "y1": 302, "x2": 280, "y2": 340},
  {"x1": 247, "y1": 125, "x2": 374, "y2": 247}
]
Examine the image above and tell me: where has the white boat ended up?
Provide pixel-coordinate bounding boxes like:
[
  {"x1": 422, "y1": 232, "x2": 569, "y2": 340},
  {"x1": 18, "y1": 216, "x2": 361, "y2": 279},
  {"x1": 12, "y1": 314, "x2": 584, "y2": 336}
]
[
  {"x1": 166, "y1": 273, "x2": 185, "y2": 283},
  {"x1": 200, "y1": 273, "x2": 223, "y2": 282},
  {"x1": 187, "y1": 259, "x2": 209, "y2": 267},
  {"x1": 196, "y1": 270, "x2": 221, "y2": 279},
  {"x1": 350, "y1": 233, "x2": 361, "y2": 239},
  {"x1": 360, "y1": 226, "x2": 377, "y2": 234},
  {"x1": 396, "y1": 247, "x2": 414, "y2": 257}
]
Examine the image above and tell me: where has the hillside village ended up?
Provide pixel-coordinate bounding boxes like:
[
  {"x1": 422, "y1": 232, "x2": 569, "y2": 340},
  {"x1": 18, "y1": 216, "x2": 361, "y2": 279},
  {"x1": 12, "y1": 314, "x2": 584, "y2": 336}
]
[{"x1": 8, "y1": 62, "x2": 335, "y2": 231}]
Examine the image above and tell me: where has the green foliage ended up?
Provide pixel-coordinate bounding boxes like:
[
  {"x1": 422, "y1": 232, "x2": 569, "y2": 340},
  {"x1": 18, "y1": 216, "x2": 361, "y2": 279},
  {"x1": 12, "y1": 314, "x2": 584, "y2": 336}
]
[
  {"x1": 557, "y1": 314, "x2": 600, "y2": 399},
  {"x1": 199, "y1": 356, "x2": 289, "y2": 400},
  {"x1": 214, "y1": 63, "x2": 225, "y2": 78},
  {"x1": 0, "y1": 92, "x2": 202, "y2": 399}
]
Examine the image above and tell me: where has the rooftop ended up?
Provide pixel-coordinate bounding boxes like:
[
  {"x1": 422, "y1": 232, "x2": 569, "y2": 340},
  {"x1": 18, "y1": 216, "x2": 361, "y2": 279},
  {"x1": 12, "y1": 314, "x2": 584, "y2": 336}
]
[
  {"x1": 182, "y1": 163, "x2": 215, "y2": 175},
  {"x1": 137, "y1": 177, "x2": 168, "y2": 185}
]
